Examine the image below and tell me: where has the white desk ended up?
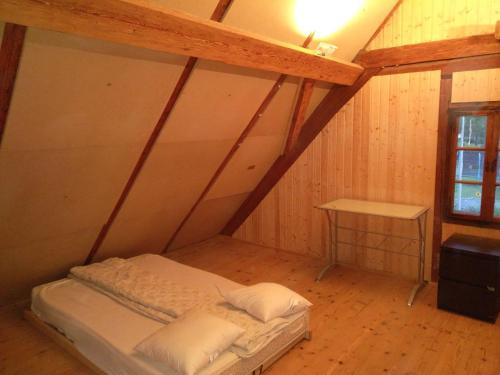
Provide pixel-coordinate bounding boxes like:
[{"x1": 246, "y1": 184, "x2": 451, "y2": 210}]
[{"x1": 316, "y1": 199, "x2": 429, "y2": 306}]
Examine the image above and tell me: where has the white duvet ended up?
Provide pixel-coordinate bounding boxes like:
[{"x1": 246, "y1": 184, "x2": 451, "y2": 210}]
[{"x1": 69, "y1": 256, "x2": 290, "y2": 357}]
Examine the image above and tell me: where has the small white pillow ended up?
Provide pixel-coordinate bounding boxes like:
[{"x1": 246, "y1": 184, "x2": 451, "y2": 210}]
[
  {"x1": 221, "y1": 283, "x2": 312, "y2": 322},
  {"x1": 135, "y1": 311, "x2": 244, "y2": 375}
]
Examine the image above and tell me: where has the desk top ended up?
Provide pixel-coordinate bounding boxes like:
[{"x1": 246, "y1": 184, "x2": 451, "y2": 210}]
[{"x1": 316, "y1": 199, "x2": 428, "y2": 220}]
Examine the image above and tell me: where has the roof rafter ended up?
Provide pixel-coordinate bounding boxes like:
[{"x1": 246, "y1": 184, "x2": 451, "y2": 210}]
[
  {"x1": 221, "y1": 68, "x2": 381, "y2": 235},
  {"x1": 0, "y1": 0, "x2": 363, "y2": 85},
  {"x1": 162, "y1": 32, "x2": 316, "y2": 252},
  {"x1": 84, "y1": 0, "x2": 234, "y2": 265},
  {"x1": 0, "y1": 23, "x2": 26, "y2": 145},
  {"x1": 283, "y1": 78, "x2": 315, "y2": 154}
]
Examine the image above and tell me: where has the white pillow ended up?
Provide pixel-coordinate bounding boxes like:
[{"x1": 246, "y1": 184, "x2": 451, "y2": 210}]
[
  {"x1": 135, "y1": 311, "x2": 244, "y2": 375},
  {"x1": 221, "y1": 283, "x2": 312, "y2": 322}
]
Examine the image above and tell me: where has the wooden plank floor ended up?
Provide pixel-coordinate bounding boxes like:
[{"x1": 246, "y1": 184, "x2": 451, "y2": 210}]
[{"x1": 1, "y1": 235, "x2": 499, "y2": 375}]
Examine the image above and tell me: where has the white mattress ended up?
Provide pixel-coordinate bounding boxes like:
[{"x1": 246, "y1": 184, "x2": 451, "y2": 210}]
[{"x1": 31, "y1": 254, "x2": 307, "y2": 375}]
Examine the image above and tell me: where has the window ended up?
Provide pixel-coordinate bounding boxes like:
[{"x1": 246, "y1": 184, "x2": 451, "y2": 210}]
[{"x1": 446, "y1": 105, "x2": 500, "y2": 224}]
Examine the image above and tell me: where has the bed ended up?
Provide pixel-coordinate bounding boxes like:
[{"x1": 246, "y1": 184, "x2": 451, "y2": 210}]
[{"x1": 28, "y1": 254, "x2": 311, "y2": 375}]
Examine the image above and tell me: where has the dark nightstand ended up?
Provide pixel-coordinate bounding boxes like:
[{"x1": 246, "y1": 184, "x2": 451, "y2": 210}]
[{"x1": 438, "y1": 234, "x2": 500, "y2": 323}]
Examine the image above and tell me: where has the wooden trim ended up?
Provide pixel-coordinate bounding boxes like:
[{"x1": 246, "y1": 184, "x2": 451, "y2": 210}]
[
  {"x1": 24, "y1": 309, "x2": 106, "y2": 375},
  {"x1": 84, "y1": 0, "x2": 233, "y2": 265},
  {"x1": 162, "y1": 33, "x2": 315, "y2": 252},
  {"x1": 378, "y1": 54, "x2": 500, "y2": 76},
  {"x1": 431, "y1": 74, "x2": 452, "y2": 281},
  {"x1": 221, "y1": 68, "x2": 380, "y2": 235},
  {"x1": 356, "y1": 34, "x2": 500, "y2": 69},
  {"x1": 0, "y1": 0, "x2": 363, "y2": 85},
  {"x1": 0, "y1": 23, "x2": 26, "y2": 145},
  {"x1": 448, "y1": 101, "x2": 500, "y2": 111},
  {"x1": 283, "y1": 78, "x2": 315, "y2": 154}
]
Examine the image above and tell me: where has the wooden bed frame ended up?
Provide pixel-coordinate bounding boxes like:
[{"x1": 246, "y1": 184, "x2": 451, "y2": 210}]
[{"x1": 24, "y1": 309, "x2": 311, "y2": 375}]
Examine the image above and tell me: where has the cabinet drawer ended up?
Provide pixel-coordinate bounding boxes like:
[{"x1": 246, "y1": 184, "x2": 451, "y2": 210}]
[
  {"x1": 438, "y1": 278, "x2": 497, "y2": 323},
  {"x1": 440, "y1": 249, "x2": 498, "y2": 287}
]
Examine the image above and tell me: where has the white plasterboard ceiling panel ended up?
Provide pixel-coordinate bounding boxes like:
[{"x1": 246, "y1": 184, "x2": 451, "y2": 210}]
[
  {"x1": 0, "y1": 146, "x2": 143, "y2": 249},
  {"x1": 103, "y1": 140, "x2": 235, "y2": 222},
  {"x1": 248, "y1": 75, "x2": 301, "y2": 137},
  {"x1": 171, "y1": 193, "x2": 249, "y2": 249},
  {"x1": 206, "y1": 135, "x2": 284, "y2": 200},
  {"x1": 96, "y1": 209, "x2": 182, "y2": 261},
  {"x1": 157, "y1": 59, "x2": 279, "y2": 143},
  {"x1": 3, "y1": 28, "x2": 186, "y2": 151},
  {"x1": 0, "y1": 227, "x2": 98, "y2": 303},
  {"x1": 305, "y1": 82, "x2": 332, "y2": 119}
]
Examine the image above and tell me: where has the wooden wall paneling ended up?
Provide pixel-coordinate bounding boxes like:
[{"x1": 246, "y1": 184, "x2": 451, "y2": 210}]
[
  {"x1": 368, "y1": 0, "x2": 500, "y2": 49},
  {"x1": 84, "y1": 0, "x2": 233, "y2": 264},
  {"x1": 452, "y1": 68, "x2": 500, "y2": 103},
  {"x1": 0, "y1": 23, "x2": 26, "y2": 145},
  {"x1": 235, "y1": 71, "x2": 441, "y2": 280},
  {"x1": 0, "y1": 0, "x2": 363, "y2": 85},
  {"x1": 233, "y1": 0, "x2": 499, "y2": 280}
]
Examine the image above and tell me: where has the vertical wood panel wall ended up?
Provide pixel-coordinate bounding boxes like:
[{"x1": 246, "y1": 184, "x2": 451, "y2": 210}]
[
  {"x1": 234, "y1": 0, "x2": 499, "y2": 280},
  {"x1": 235, "y1": 72, "x2": 440, "y2": 280}
]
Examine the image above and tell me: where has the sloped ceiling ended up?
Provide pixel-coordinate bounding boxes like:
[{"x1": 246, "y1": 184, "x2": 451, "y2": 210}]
[{"x1": 0, "y1": 0, "x2": 398, "y2": 304}]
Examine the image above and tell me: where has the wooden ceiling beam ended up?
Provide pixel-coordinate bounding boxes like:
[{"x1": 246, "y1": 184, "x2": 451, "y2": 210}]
[
  {"x1": 377, "y1": 53, "x2": 500, "y2": 76},
  {"x1": 0, "y1": 0, "x2": 363, "y2": 85},
  {"x1": 0, "y1": 23, "x2": 26, "y2": 145},
  {"x1": 222, "y1": 68, "x2": 380, "y2": 235},
  {"x1": 356, "y1": 33, "x2": 500, "y2": 68},
  {"x1": 84, "y1": 0, "x2": 234, "y2": 265}
]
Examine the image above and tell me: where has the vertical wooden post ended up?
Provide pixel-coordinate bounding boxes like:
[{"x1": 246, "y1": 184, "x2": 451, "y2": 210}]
[{"x1": 431, "y1": 73, "x2": 452, "y2": 281}]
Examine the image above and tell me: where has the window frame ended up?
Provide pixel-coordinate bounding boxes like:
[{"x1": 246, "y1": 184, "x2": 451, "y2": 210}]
[{"x1": 444, "y1": 103, "x2": 500, "y2": 227}]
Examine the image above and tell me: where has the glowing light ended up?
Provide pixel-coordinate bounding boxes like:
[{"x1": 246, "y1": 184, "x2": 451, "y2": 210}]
[{"x1": 295, "y1": 0, "x2": 363, "y2": 38}]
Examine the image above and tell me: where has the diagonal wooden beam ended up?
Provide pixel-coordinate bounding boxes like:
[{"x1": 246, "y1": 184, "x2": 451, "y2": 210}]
[
  {"x1": 283, "y1": 78, "x2": 315, "y2": 154},
  {"x1": 222, "y1": 68, "x2": 380, "y2": 235},
  {"x1": 0, "y1": 0, "x2": 363, "y2": 85},
  {"x1": 356, "y1": 33, "x2": 500, "y2": 68},
  {"x1": 162, "y1": 32, "x2": 315, "y2": 252},
  {"x1": 84, "y1": 0, "x2": 234, "y2": 265},
  {"x1": 0, "y1": 23, "x2": 26, "y2": 145},
  {"x1": 220, "y1": 1, "x2": 398, "y2": 236}
]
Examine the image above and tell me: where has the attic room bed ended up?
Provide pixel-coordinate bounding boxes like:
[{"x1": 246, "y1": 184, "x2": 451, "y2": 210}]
[{"x1": 27, "y1": 254, "x2": 311, "y2": 375}]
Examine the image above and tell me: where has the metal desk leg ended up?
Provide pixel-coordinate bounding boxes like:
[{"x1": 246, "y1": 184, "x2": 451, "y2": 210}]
[
  {"x1": 408, "y1": 212, "x2": 427, "y2": 306},
  {"x1": 317, "y1": 210, "x2": 337, "y2": 281}
]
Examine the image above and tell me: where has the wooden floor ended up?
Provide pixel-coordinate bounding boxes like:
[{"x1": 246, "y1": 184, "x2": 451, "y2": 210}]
[{"x1": 1, "y1": 236, "x2": 499, "y2": 375}]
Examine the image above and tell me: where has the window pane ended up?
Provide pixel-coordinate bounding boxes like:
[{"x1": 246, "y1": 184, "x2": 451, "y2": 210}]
[
  {"x1": 495, "y1": 186, "x2": 500, "y2": 217},
  {"x1": 453, "y1": 183, "x2": 482, "y2": 215},
  {"x1": 497, "y1": 152, "x2": 500, "y2": 183},
  {"x1": 456, "y1": 116, "x2": 487, "y2": 148},
  {"x1": 455, "y1": 150, "x2": 484, "y2": 182}
]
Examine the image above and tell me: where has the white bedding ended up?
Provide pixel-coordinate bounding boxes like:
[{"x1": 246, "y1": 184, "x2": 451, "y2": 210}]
[{"x1": 31, "y1": 254, "x2": 308, "y2": 375}]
